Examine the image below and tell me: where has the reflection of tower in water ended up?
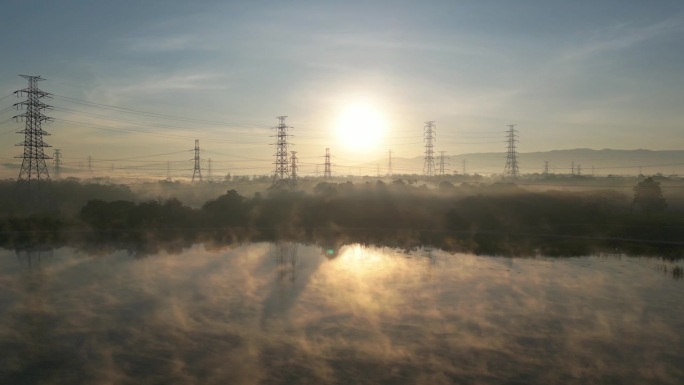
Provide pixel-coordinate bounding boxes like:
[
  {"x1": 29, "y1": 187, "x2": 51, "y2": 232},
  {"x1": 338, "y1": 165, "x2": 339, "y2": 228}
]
[
  {"x1": 15, "y1": 247, "x2": 53, "y2": 268},
  {"x1": 273, "y1": 242, "x2": 298, "y2": 283},
  {"x1": 422, "y1": 244, "x2": 437, "y2": 267},
  {"x1": 9, "y1": 248, "x2": 61, "y2": 380},
  {"x1": 422, "y1": 244, "x2": 434, "y2": 258}
]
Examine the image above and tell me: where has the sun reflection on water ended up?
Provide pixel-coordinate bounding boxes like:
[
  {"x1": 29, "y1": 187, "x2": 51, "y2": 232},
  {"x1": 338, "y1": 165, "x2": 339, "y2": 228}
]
[{"x1": 0, "y1": 244, "x2": 682, "y2": 384}]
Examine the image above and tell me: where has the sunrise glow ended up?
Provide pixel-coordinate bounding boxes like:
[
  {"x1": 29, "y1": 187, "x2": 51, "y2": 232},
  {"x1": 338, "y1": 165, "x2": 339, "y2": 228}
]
[{"x1": 334, "y1": 103, "x2": 388, "y2": 151}]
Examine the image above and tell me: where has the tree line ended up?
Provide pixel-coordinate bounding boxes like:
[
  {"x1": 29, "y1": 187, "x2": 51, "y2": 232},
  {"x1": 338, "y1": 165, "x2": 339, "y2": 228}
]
[{"x1": 0, "y1": 178, "x2": 681, "y2": 257}]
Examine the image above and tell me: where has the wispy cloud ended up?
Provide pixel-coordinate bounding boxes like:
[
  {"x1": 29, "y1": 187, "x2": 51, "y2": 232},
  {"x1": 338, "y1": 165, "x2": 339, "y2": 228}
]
[
  {"x1": 86, "y1": 72, "x2": 230, "y2": 104},
  {"x1": 121, "y1": 35, "x2": 218, "y2": 54},
  {"x1": 559, "y1": 16, "x2": 684, "y2": 62},
  {"x1": 315, "y1": 33, "x2": 503, "y2": 58}
]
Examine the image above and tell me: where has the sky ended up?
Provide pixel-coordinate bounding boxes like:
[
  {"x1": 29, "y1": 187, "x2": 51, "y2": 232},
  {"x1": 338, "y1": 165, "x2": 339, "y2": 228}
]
[{"x1": 1, "y1": 0, "x2": 683, "y2": 178}]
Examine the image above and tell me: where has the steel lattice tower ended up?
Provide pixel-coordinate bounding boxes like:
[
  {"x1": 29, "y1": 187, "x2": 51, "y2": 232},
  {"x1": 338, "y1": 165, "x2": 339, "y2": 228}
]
[
  {"x1": 290, "y1": 151, "x2": 298, "y2": 189},
  {"x1": 14, "y1": 75, "x2": 55, "y2": 206},
  {"x1": 53, "y1": 149, "x2": 62, "y2": 179},
  {"x1": 423, "y1": 121, "x2": 436, "y2": 177},
  {"x1": 192, "y1": 139, "x2": 202, "y2": 182},
  {"x1": 503, "y1": 124, "x2": 520, "y2": 179},
  {"x1": 323, "y1": 148, "x2": 332, "y2": 179},
  {"x1": 207, "y1": 158, "x2": 212, "y2": 181},
  {"x1": 387, "y1": 150, "x2": 392, "y2": 177},
  {"x1": 438, "y1": 151, "x2": 449, "y2": 176},
  {"x1": 543, "y1": 160, "x2": 549, "y2": 175},
  {"x1": 271, "y1": 116, "x2": 291, "y2": 188}
]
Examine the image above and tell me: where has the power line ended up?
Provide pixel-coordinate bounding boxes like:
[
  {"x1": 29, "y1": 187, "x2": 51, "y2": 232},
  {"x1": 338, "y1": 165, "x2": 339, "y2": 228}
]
[
  {"x1": 52, "y1": 94, "x2": 270, "y2": 129},
  {"x1": 56, "y1": 118, "x2": 264, "y2": 144}
]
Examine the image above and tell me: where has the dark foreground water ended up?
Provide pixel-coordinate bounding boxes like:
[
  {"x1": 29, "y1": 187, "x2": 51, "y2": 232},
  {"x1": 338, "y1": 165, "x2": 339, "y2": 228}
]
[{"x1": 0, "y1": 244, "x2": 683, "y2": 385}]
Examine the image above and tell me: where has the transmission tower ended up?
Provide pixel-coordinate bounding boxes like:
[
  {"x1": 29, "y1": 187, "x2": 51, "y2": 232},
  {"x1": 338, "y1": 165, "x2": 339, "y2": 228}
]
[
  {"x1": 387, "y1": 150, "x2": 393, "y2": 177},
  {"x1": 438, "y1": 151, "x2": 449, "y2": 176},
  {"x1": 53, "y1": 149, "x2": 62, "y2": 179},
  {"x1": 271, "y1": 116, "x2": 291, "y2": 188},
  {"x1": 543, "y1": 160, "x2": 549, "y2": 175},
  {"x1": 208, "y1": 158, "x2": 212, "y2": 181},
  {"x1": 503, "y1": 124, "x2": 520, "y2": 179},
  {"x1": 462, "y1": 159, "x2": 467, "y2": 175},
  {"x1": 14, "y1": 75, "x2": 55, "y2": 207},
  {"x1": 290, "y1": 151, "x2": 298, "y2": 189},
  {"x1": 192, "y1": 139, "x2": 202, "y2": 182},
  {"x1": 323, "y1": 147, "x2": 332, "y2": 180},
  {"x1": 88, "y1": 155, "x2": 92, "y2": 174},
  {"x1": 423, "y1": 121, "x2": 436, "y2": 177}
]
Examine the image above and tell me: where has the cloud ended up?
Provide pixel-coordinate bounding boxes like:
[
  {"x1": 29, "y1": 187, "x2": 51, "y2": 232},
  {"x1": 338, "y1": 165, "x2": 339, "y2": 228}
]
[
  {"x1": 559, "y1": 16, "x2": 684, "y2": 63},
  {"x1": 121, "y1": 35, "x2": 218, "y2": 54},
  {"x1": 107, "y1": 73, "x2": 229, "y2": 95}
]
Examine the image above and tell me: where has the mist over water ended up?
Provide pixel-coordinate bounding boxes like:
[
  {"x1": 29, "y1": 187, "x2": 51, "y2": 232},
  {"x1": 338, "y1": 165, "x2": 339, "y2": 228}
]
[{"x1": 1, "y1": 244, "x2": 683, "y2": 384}]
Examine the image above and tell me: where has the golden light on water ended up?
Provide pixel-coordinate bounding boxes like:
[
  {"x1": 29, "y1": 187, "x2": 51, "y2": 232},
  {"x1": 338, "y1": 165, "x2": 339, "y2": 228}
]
[{"x1": 3, "y1": 244, "x2": 683, "y2": 384}]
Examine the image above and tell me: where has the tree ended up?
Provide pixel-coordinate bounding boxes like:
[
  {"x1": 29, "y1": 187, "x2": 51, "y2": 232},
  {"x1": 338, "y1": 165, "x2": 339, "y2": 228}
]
[{"x1": 633, "y1": 177, "x2": 667, "y2": 214}]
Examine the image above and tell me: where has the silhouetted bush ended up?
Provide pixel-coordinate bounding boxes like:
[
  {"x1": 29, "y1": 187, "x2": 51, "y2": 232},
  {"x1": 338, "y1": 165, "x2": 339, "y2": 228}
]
[{"x1": 1, "y1": 179, "x2": 682, "y2": 257}]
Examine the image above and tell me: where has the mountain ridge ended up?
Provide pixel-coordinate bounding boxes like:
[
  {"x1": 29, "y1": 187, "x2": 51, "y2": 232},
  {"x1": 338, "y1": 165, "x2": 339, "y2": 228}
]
[{"x1": 371, "y1": 148, "x2": 684, "y2": 176}]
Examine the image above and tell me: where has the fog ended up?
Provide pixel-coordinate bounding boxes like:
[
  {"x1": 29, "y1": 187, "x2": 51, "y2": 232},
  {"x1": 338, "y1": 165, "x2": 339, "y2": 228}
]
[
  {"x1": 1, "y1": 175, "x2": 683, "y2": 258},
  {"x1": 1, "y1": 244, "x2": 682, "y2": 384}
]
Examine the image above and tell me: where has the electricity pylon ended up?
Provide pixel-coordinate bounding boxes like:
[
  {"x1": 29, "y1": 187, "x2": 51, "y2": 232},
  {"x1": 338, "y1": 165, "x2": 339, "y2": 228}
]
[
  {"x1": 271, "y1": 116, "x2": 291, "y2": 189},
  {"x1": 192, "y1": 139, "x2": 202, "y2": 182},
  {"x1": 503, "y1": 124, "x2": 520, "y2": 179},
  {"x1": 423, "y1": 121, "x2": 436, "y2": 177},
  {"x1": 14, "y1": 74, "x2": 55, "y2": 209},
  {"x1": 323, "y1": 147, "x2": 332, "y2": 179},
  {"x1": 290, "y1": 151, "x2": 298, "y2": 189},
  {"x1": 53, "y1": 149, "x2": 62, "y2": 179},
  {"x1": 438, "y1": 151, "x2": 449, "y2": 176}
]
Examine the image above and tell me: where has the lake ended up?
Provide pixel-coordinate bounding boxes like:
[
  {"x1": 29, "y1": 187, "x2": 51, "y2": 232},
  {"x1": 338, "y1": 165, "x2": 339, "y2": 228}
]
[{"x1": 1, "y1": 243, "x2": 682, "y2": 384}]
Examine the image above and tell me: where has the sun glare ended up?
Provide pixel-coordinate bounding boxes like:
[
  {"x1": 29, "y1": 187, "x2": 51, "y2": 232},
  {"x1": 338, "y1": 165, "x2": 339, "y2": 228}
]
[{"x1": 335, "y1": 103, "x2": 387, "y2": 151}]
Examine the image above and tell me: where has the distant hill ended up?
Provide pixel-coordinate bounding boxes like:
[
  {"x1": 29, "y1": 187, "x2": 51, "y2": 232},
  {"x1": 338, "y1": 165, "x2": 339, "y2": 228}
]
[{"x1": 367, "y1": 149, "x2": 684, "y2": 177}]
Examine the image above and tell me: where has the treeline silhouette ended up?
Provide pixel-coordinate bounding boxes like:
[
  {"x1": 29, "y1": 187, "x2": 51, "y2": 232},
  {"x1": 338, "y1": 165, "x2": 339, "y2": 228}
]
[{"x1": 1, "y1": 179, "x2": 682, "y2": 257}]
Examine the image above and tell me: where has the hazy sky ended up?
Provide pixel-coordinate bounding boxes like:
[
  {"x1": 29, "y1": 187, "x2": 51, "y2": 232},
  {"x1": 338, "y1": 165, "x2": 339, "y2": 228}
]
[{"x1": 1, "y1": 1, "x2": 683, "y2": 177}]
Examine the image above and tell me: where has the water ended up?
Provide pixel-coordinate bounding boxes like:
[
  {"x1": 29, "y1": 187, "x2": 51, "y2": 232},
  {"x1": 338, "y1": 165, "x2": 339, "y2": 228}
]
[{"x1": 1, "y1": 244, "x2": 683, "y2": 384}]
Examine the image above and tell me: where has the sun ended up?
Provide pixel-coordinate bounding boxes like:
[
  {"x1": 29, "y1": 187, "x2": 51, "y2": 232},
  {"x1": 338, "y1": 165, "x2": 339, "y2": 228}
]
[{"x1": 334, "y1": 103, "x2": 387, "y2": 151}]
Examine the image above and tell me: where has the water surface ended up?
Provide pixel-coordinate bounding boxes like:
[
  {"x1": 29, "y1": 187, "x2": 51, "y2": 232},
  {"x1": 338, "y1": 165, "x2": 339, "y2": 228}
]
[{"x1": 1, "y1": 244, "x2": 682, "y2": 384}]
